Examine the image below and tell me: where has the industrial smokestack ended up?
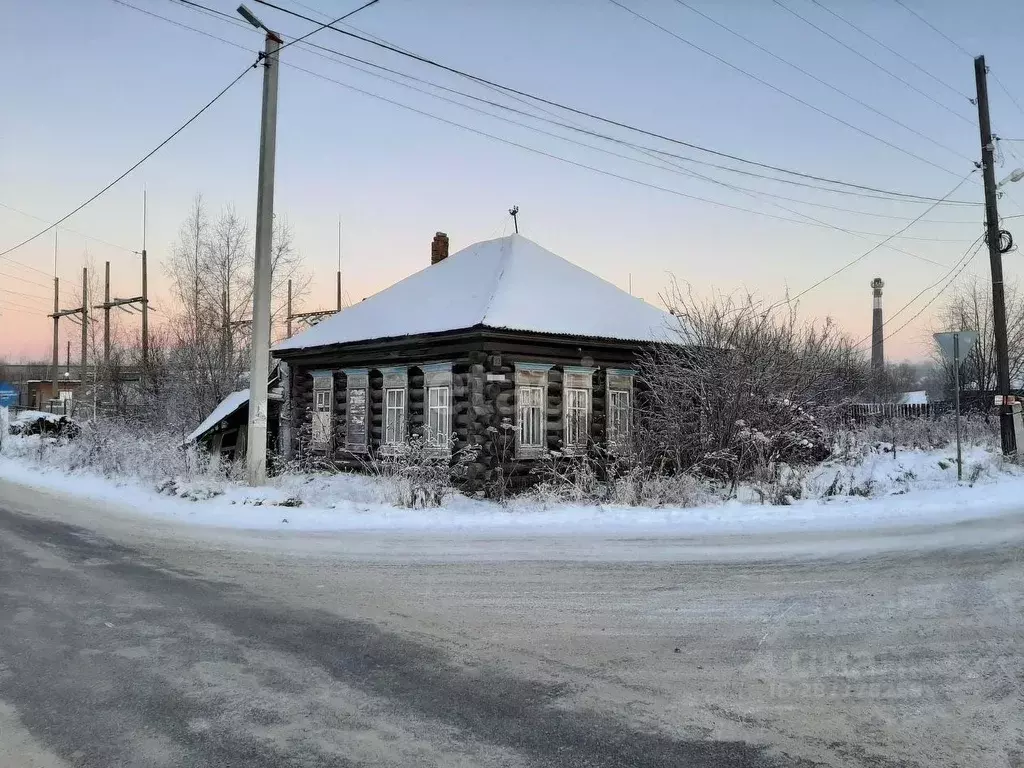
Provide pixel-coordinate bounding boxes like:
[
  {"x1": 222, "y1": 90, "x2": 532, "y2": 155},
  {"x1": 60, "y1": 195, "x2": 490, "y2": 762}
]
[{"x1": 871, "y1": 277, "x2": 885, "y2": 373}]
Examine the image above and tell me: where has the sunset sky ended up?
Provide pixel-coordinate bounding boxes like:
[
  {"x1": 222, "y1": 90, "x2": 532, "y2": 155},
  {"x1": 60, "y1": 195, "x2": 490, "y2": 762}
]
[{"x1": 3, "y1": 0, "x2": 1024, "y2": 362}]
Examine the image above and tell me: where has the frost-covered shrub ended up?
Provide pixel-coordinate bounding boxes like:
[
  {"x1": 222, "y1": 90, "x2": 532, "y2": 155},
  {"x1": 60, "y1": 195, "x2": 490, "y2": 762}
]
[
  {"x1": 2, "y1": 417, "x2": 211, "y2": 489},
  {"x1": 363, "y1": 435, "x2": 475, "y2": 509}
]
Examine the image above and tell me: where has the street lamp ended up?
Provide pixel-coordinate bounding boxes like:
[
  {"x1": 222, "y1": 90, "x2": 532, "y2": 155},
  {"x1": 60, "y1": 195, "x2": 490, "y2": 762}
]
[
  {"x1": 238, "y1": 4, "x2": 281, "y2": 485},
  {"x1": 997, "y1": 167, "x2": 1024, "y2": 189}
]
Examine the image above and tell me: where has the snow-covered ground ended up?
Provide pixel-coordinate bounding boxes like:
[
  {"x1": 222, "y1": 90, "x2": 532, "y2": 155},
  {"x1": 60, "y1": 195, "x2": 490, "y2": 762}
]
[{"x1": 1, "y1": 429, "x2": 1022, "y2": 535}]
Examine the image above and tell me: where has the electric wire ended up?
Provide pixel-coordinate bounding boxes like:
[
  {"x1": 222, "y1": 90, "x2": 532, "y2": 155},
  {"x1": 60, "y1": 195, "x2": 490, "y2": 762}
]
[
  {"x1": 609, "y1": 0, "x2": 970, "y2": 174},
  {"x1": 773, "y1": 0, "x2": 975, "y2": 126},
  {"x1": 0, "y1": 58, "x2": 257, "y2": 260},
  {"x1": 878, "y1": 238, "x2": 985, "y2": 344},
  {"x1": 763, "y1": 170, "x2": 977, "y2": 311},
  {"x1": 125, "y1": 0, "x2": 984, "y2": 263},
  {"x1": 854, "y1": 232, "x2": 985, "y2": 347},
  {"x1": 891, "y1": 0, "x2": 972, "y2": 57},
  {"x1": 0, "y1": 202, "x2": 138, "y2": 255},
  {"x1": 252, "y1": 0, "x2": 981, "y2": 204},
  {"x1": 806, "y1": 0, "x2": 970, "y2": 102}
]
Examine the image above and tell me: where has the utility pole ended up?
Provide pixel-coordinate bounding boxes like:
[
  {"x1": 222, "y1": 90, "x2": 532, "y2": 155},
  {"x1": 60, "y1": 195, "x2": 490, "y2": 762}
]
[
  {"x1": 509, "y1": 205, "x2": 519, "y2": 234},
  {"x1": 241, "y1": 5, "x2": 282, "y2": 485},
  {"x1": 104, "y1": 261, "x2": 111, "y2": 366},
  {"x1": 142, "y1": 189, "x2": 149, "y2": 370},
  {"x1": 51, "y1": 276, "x2": 59, "y2": 394},
  {"x1": 975, "y1": 54, "x2": 1015, "y2": 453},
  {"x1": 80, "y1": 267, "x2": 88, "y2": 382},
  {"x1": 337, "y1": 217, "x2": 343, "y2": 310},
  {"x1": 286, "y1": 279, "x2": 292, "y2": 338}
]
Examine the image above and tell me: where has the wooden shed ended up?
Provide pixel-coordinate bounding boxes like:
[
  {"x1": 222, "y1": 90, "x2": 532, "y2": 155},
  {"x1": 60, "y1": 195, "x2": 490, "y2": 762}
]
[{"x1": 272, "y1": 233, "x2": 682, "y2": 491}]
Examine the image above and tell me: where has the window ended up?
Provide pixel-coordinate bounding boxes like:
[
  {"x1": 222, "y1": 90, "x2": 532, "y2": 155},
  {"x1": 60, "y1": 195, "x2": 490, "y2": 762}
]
[
  {"x1": 426, "y1": 386, "x2": 451, "y2": 448},
  {"x1": 310, "y1": 370, "x2": 333, "y2": 450},
  {"x1": 385, "y1": 388, "x2": 406, "y2": 445},
  {"x1": 517, "y1": 385, "x2": 545, "y2": 450},
  {"x1": 607, "y1": 389, "x2": 630, "y2": 447},
  {"x1": 606, "y1": 369, "x2": 636, "y2": 452},
  {"x1": 342, "y1": 369, "x2": 369, "y2": 452},
  {"x1": 514, "y1": 363, "x2": 552, "y2": 458},
  {"x1": 423, "y1": 363, "x2": 453, "y2": 451},
  {"x1": 562, "y1": 367, "x2": 596, "y2": 454},
  {"x1": 564, "y1": 387, "x2": 589, "y2": 450}
]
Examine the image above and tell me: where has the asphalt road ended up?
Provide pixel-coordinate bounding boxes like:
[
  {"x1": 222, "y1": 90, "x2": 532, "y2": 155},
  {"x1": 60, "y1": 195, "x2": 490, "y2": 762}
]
[{"x1": 0, "y1": 479, "x2": 1022, "y2": 767}]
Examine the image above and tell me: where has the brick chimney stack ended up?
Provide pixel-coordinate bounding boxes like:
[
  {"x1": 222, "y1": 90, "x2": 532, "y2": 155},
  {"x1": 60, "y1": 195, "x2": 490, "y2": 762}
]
[{"x1": 431, "y1": 232, "x2": 450, "y2": 265}]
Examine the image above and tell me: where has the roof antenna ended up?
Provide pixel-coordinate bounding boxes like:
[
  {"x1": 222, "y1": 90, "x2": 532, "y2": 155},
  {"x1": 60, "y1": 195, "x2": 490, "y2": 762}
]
[{"x1": 508, "y1": 205, "x2": 519, "y2": 234}]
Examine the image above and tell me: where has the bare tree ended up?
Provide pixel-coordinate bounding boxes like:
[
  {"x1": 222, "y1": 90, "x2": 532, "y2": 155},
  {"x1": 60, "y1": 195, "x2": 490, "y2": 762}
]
[
  {"x1": 636, "y1": 282, "x2": 868, "y2": 488},
  {"x1": 932, "y1": 277, "x2": 1024, "y2": 392}
]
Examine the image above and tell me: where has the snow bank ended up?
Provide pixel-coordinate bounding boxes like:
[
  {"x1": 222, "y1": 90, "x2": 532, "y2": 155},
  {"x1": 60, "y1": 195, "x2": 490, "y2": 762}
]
[{"x1": 1, "y1": 433, "x2": 1021, "y2": 535}]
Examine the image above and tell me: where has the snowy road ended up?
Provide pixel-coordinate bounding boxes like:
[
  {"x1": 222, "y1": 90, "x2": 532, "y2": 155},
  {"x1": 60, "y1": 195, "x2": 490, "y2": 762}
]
[{"x1": 0, "y1": 480, "x2": 1022, "y2": 767}]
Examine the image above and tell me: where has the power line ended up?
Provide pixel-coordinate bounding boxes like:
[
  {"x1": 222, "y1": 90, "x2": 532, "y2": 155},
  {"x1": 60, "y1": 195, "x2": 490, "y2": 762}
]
[
  {"x1": 878, "y1": 237, "x2": 984, "y2": 345},
  {"x1": 0, "y1": 202, "x2": 138, "y2": 254},
  {"x1": 890, "y1": 0, "x2": 973, "y2": 58},
  {"x1": 609, "y1": 0, "x2": 966, "y2": 175},
  {"x1": 0, "y1": 286, "x2": 50, "y2": 304},
  {"x1": 854, "y1": 232, "x2": 984, "y2": 347},
  {"x1": 806, "y1": 0, "x2": 970, "y2": 101},
  {"x1": 133, "y1": 0, "x2": 982, "y2": 264},
  {"x1": 0, "y1": 58, "x2": 257, "y2": 260},
  {"x1": 252, "y1": 0, "x2": 980, "y2": 204},
  {"x1": 0, "y1": 269, "x2": 52, "y2": 291},
  {"x1": 276, "y1": 0, "x2": 379, "y2": 53},
  {"x1": 766, "y1": 170, "x2": 977, "y2": 310},
  {"x1": 991, "y1": 72, "x2": 1024, "y2": 122},
  {"x1": 669, "y1": 0, "x2": 970, "y2": 162},
  {"x1": 773, "y1": 0, "x2": 975, "y2": 126}
]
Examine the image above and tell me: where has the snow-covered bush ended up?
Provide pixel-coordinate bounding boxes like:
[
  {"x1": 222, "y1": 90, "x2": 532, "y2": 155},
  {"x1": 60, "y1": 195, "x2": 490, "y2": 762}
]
[
  {"x1": 636, "y1": 284, "x2": 866, "y2": 490},
  {"x1": 0, "y1": 406, "x2": 7, "y2": 451},
  {"x1": 362, "y1": 435, "x2": 476, "y2": 509},
  {"x1": 2, "y1": 416, "x2": 212, "y2": 490}
]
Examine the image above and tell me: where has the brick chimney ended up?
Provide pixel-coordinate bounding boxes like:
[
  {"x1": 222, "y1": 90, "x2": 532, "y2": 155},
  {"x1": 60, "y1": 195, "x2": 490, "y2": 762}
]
[{"x1": 431, "y1": 232, "x2": 450, "y2": 265}]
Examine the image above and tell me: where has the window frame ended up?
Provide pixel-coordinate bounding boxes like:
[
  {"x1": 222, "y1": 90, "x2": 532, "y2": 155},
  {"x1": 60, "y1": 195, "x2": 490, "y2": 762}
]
[
  {"x1": 605, "y1": 368, "x2": 636, "y2": 453},
  {"x1": 422, "y1": 362, "x2": 453, "y2": 452},
  {"x1": 310, "y1": 370, "x2": 334, "y2": 451},
  {"x1": 514, "y1": 363, "x2": 552, "y2": 459},
  {"x1": 384, "y1": 387, "x2": 407, "y2": 446},
  {"x1": 342, "y1": 368, "x2": 369, "y2": 453},
  {"x1": 561, "y1": 366, "x2": 595, "y2": 454},
  {"x1": 426, "y1": 385, "x2": 451, "y2": 449}
]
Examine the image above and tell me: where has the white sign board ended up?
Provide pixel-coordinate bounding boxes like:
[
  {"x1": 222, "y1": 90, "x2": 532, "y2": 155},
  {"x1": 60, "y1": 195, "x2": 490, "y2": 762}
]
[{"x1": 933, "y1": 331, "x2": 979, "y2": 363}]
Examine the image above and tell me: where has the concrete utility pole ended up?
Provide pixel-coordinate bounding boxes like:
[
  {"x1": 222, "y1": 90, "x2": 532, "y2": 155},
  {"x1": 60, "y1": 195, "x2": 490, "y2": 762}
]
[
  {"x1": 286, "y1": 279, "x2": 292, "y2": 338},
  {"x1": 974, "y1": 55, "x2": 1015, "y2": 454},
  {"x1": 240, "y1": 4, "x2": 282, "y2": 485},
  {"x1": 51, "y1": 276, "x2": 59, "y2": 392},
  {"x1": 142, "y1": 190, "x2": 150, "y2": 370}
]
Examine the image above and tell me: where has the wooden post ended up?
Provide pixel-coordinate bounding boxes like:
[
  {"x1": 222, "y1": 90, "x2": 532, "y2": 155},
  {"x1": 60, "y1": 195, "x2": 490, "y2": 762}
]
[
  {"x1": 336, "y1": 270, "x2": 342, "y2": 311},
  {"x1": 80, "y1": 267, "x2": 88, "y2": 382},
  {"x1": 286, "y1": 279, "x2": 292, "y2": 338},
  {"x1": 66, "y1": 340, "x2": 70, "y2": 374},
  {"x1": 141, "y1": 249, "x2": 149, "y2": 369},
  {"x1": 104, "y1": 261, "x2": 111, "y2": 366},
  {"x1": 51, "y1": 276, "x2": 59, "y2": 393}
]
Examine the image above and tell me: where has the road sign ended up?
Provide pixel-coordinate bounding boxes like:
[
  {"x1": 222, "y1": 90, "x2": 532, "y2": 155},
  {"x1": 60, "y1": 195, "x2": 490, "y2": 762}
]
[
  {"x1": 0, "y1": 382, "x2": 18, "y2": 407},
  {"x1": 934, "y1": 331, "x2": 979, "y2": 363}
]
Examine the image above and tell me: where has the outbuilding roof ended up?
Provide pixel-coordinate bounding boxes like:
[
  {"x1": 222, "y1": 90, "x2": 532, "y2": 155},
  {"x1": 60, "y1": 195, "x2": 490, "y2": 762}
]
[{"x1": 274, "y1": 234, "x2": 679, "y2": 352}]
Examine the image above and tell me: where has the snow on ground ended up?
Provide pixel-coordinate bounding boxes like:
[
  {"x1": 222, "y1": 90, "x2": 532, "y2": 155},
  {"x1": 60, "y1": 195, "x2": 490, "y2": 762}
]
[{"x1": 0, "y1": 431, "x2": 1021, "y2": 535}]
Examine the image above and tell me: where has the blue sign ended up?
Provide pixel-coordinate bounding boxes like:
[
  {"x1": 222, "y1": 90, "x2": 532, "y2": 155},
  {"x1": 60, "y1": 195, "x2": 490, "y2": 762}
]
[{"x1": 0, "y1": 383, "x2": 19, "y2": 408}]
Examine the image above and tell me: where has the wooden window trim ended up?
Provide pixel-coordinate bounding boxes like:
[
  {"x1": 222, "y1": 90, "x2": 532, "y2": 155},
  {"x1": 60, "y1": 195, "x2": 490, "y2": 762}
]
[
  {"x1": 562, "y1": 366, "x2": 595, "y2": 455},
  {"x1": 310, "y1": 369, "x2": 334, "y2": 451},
  {"x1": 606, "y1": 368, "x2": 636, "y2": 453},
  {"x1": 514, "y1": 363, "x2": 552, "y2": 459},
  {"x1": 342, "y1": 368, "x2": 369, "y2": 453},
  {"x1": 381, "y1": 366, "x2": 409, "y2": 452}
]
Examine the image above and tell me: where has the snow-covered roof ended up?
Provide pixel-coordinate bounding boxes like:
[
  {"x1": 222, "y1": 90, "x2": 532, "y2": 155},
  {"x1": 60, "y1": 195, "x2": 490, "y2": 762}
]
[
  {"x1": 275, "y1": 234, "x2": 679, "y2": 352},
  {"x1": 898, "y1": 390, "x2": 929, "y2": 405},
  {"x1": 186, "y1": 389, "x2": 249, "y2": 444}
]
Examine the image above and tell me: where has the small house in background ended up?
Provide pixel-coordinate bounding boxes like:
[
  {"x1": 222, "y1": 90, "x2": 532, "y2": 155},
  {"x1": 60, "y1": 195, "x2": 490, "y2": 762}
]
[
  {"x1": 897, "y1": 391, "x2": 929, "y2": 405},
  {"x1": 272, "y1": 233, "x2": 681, "y2": 492},
  {"x1": 185, "y1": 365, "x2": 283, "y2": 463}
]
